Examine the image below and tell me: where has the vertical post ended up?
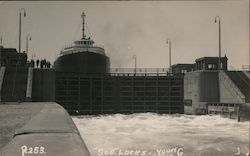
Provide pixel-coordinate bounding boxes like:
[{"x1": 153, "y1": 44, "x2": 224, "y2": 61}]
[
  {"x1": 169, "y1": 41, "x2": 171, "y2": 72},
  {"x1": 215, "y1": 16, "x2": 221, "y2": 70},
  {"x1": 19, "y1": 12, "x2": 21, "y2": 53},
  {"x1": 167, "y1": 39, "x2": 171, "y2": 73},
  {"x1": 19, "y1": 8, "x2": 26, "y2": 53},
  {"x1": 26, "y1": 37, "x2": 28, "y2": 56},
  {"x1": 26, "y1": 34, "x2": 31, "y2": 60},
  {"x1": 219, "y1": 19, "x2": 221, "y2": 70},
  {"x1": 133, "y1": 55, "x2": 137, "y2": 75},
  {"x1": 81, "y1": 11, "x2": 85, "y2": 39}
]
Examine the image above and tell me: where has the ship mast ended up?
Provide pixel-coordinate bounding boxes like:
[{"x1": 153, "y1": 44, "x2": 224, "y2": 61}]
[{"x1": 81, "y1": 11, "x2": 86, "y2": 39}]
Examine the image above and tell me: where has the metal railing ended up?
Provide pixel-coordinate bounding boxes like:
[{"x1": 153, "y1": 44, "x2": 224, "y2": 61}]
[
  {"x1": 110, "y1": 68, "x2": 169, "y2": 73},
  {"x1": 109, "y1": 68, "x2": 171, "y2": 76}
]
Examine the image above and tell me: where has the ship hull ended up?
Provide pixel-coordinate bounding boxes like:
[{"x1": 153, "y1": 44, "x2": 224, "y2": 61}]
[{"x1": 54, "y1": 52, "x2": 110, "y2": 74}]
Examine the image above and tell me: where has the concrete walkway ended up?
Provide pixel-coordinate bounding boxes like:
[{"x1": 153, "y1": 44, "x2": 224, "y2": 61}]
[
  {"x1": 0, "y1": 102, "x2": 90, "y2": 156},
  {"x1": 0, "y1": 102, "x2": 44, "y2": 149}
]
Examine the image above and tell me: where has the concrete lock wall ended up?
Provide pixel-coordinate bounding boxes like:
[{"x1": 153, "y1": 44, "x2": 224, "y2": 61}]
[
  {"x1": 184, "y1": 71, "x2": 219, "y2": 114},
  {"x1": 0, "y1": 102, "x2": 90, "y2": 156},
  {"x1": 184, "y1": 71, "x2": 201, "y2": 114},
  {"x1": 32, "y1": 69, "x2": 55, "y2": 102},
  {"x1": 199, "y1": 71, "x2": 219, "y2": 102}
]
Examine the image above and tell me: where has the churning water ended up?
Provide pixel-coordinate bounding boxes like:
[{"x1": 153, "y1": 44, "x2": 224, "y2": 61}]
[{"x1": 72, "y1": 114, "x2": 249, "y2": 156}]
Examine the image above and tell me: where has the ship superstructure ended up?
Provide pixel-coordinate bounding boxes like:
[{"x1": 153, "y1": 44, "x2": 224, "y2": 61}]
[{"x1": 54, "y1": 11, "x2": 110, "y2": 74}]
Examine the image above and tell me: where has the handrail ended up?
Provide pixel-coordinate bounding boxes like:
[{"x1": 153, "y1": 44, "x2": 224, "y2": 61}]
[
  {"x1": 110, "y1": 68, "x2": 169, "y2": 74},
  {"x1": 60, "y1": 46, "x2": 105, "y2": 56}
]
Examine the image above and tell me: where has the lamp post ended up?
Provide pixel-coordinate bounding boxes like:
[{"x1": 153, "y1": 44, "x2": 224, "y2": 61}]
[
  {"x1": 215, "y1": 16, "x2": 221, "y2": 70},
  {"x1": 26, "y1": 34, "x2": 31, "y2": 59},
  {"x1": 133, "y1": 55, "x2": 137, "y2": 74},
  {"x1": 166, "y1": 39, "x2": 171, "y2": 73},
  {"x1": 19, "y1": 8, "x2": 26, "y2": 53}
]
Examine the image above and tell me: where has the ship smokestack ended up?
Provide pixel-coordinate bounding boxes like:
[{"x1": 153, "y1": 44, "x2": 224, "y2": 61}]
[{"x1": 81, "y1": 11, "x2": 86, "y2": 39}]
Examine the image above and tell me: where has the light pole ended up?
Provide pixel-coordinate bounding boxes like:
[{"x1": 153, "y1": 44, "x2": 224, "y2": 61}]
[
  {"x1": 133, "y1": 55, "x2": 137, "y2": 74},
  {"x1": 166, "y1": 39, "x2": 171, "y2": 73},
  {"x1": 26, "y1": 34, "x2": 31, "y2": 59},
  {"x1": 215, "y1": 16, "x2": 221, "y2": 70},
  {"x1": 19, "y1": 8, "x2": 26, "y2": 53}
]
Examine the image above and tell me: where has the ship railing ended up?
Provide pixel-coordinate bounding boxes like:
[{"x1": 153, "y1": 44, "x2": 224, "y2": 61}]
[
  {"x1": 62, "y1": 43, "x2": 105, "y2": 50},
  {"x1": 109, "y1": 68, "x2": 171, "y2": 76}
]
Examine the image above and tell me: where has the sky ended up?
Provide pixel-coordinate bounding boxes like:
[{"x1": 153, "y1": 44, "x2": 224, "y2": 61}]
[{"x1": 0, "y1": 1, "x2": 249, "y2": 69}]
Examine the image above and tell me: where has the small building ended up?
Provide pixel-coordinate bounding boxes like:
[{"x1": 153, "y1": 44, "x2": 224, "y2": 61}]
[
  {"x1": 0, "y1": 46, "x2": 27, "y2": 67},
  {"x1": 171, "y1": 64, "x2": 195, "y2": 75},
  {"x1": 195, "y1": 56, "x2": 228, "y2": 71},
  {"x1": 183, "y1": 55, "x2": 250, "y2": 119}
]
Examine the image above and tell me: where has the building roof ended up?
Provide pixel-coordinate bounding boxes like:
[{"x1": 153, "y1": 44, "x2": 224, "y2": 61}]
[
  {"x1": 195, "y1": 56, "x2": 228, "y2": 62},
  {"x1": 171, "y1": 63, "x2": 195, "y2": 67},
  {"x1": 0, "y1": 47, "x2": 18, "y2": 53}
]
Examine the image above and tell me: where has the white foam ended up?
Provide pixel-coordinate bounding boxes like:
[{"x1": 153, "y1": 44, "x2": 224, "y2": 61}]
[{"x1": 72, "y1": 114, "x2": 249, "y2": 156}]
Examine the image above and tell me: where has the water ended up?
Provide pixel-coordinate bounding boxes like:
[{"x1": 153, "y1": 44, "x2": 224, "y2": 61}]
[{"x1": 72, "y1": 113, "x2": 249, "y2": 156}]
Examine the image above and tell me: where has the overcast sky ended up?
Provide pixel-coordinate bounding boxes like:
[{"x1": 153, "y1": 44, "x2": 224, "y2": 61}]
[{"x1": 0, "y1": 1, "x2": 249, "y2": 69}]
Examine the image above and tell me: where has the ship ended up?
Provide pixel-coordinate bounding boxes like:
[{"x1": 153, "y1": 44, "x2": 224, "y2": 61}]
[
  {"x1": 53, "y1": 11, "x2": 110, "y2": 74},
  {"x1": 51, "y1": 12, "x2": 184, "y2": 115}
]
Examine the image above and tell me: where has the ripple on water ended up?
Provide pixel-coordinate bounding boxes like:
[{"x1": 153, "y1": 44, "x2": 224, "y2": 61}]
[{"x1": 72, "y1": 114, "x2": 249, "y2": 156}]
